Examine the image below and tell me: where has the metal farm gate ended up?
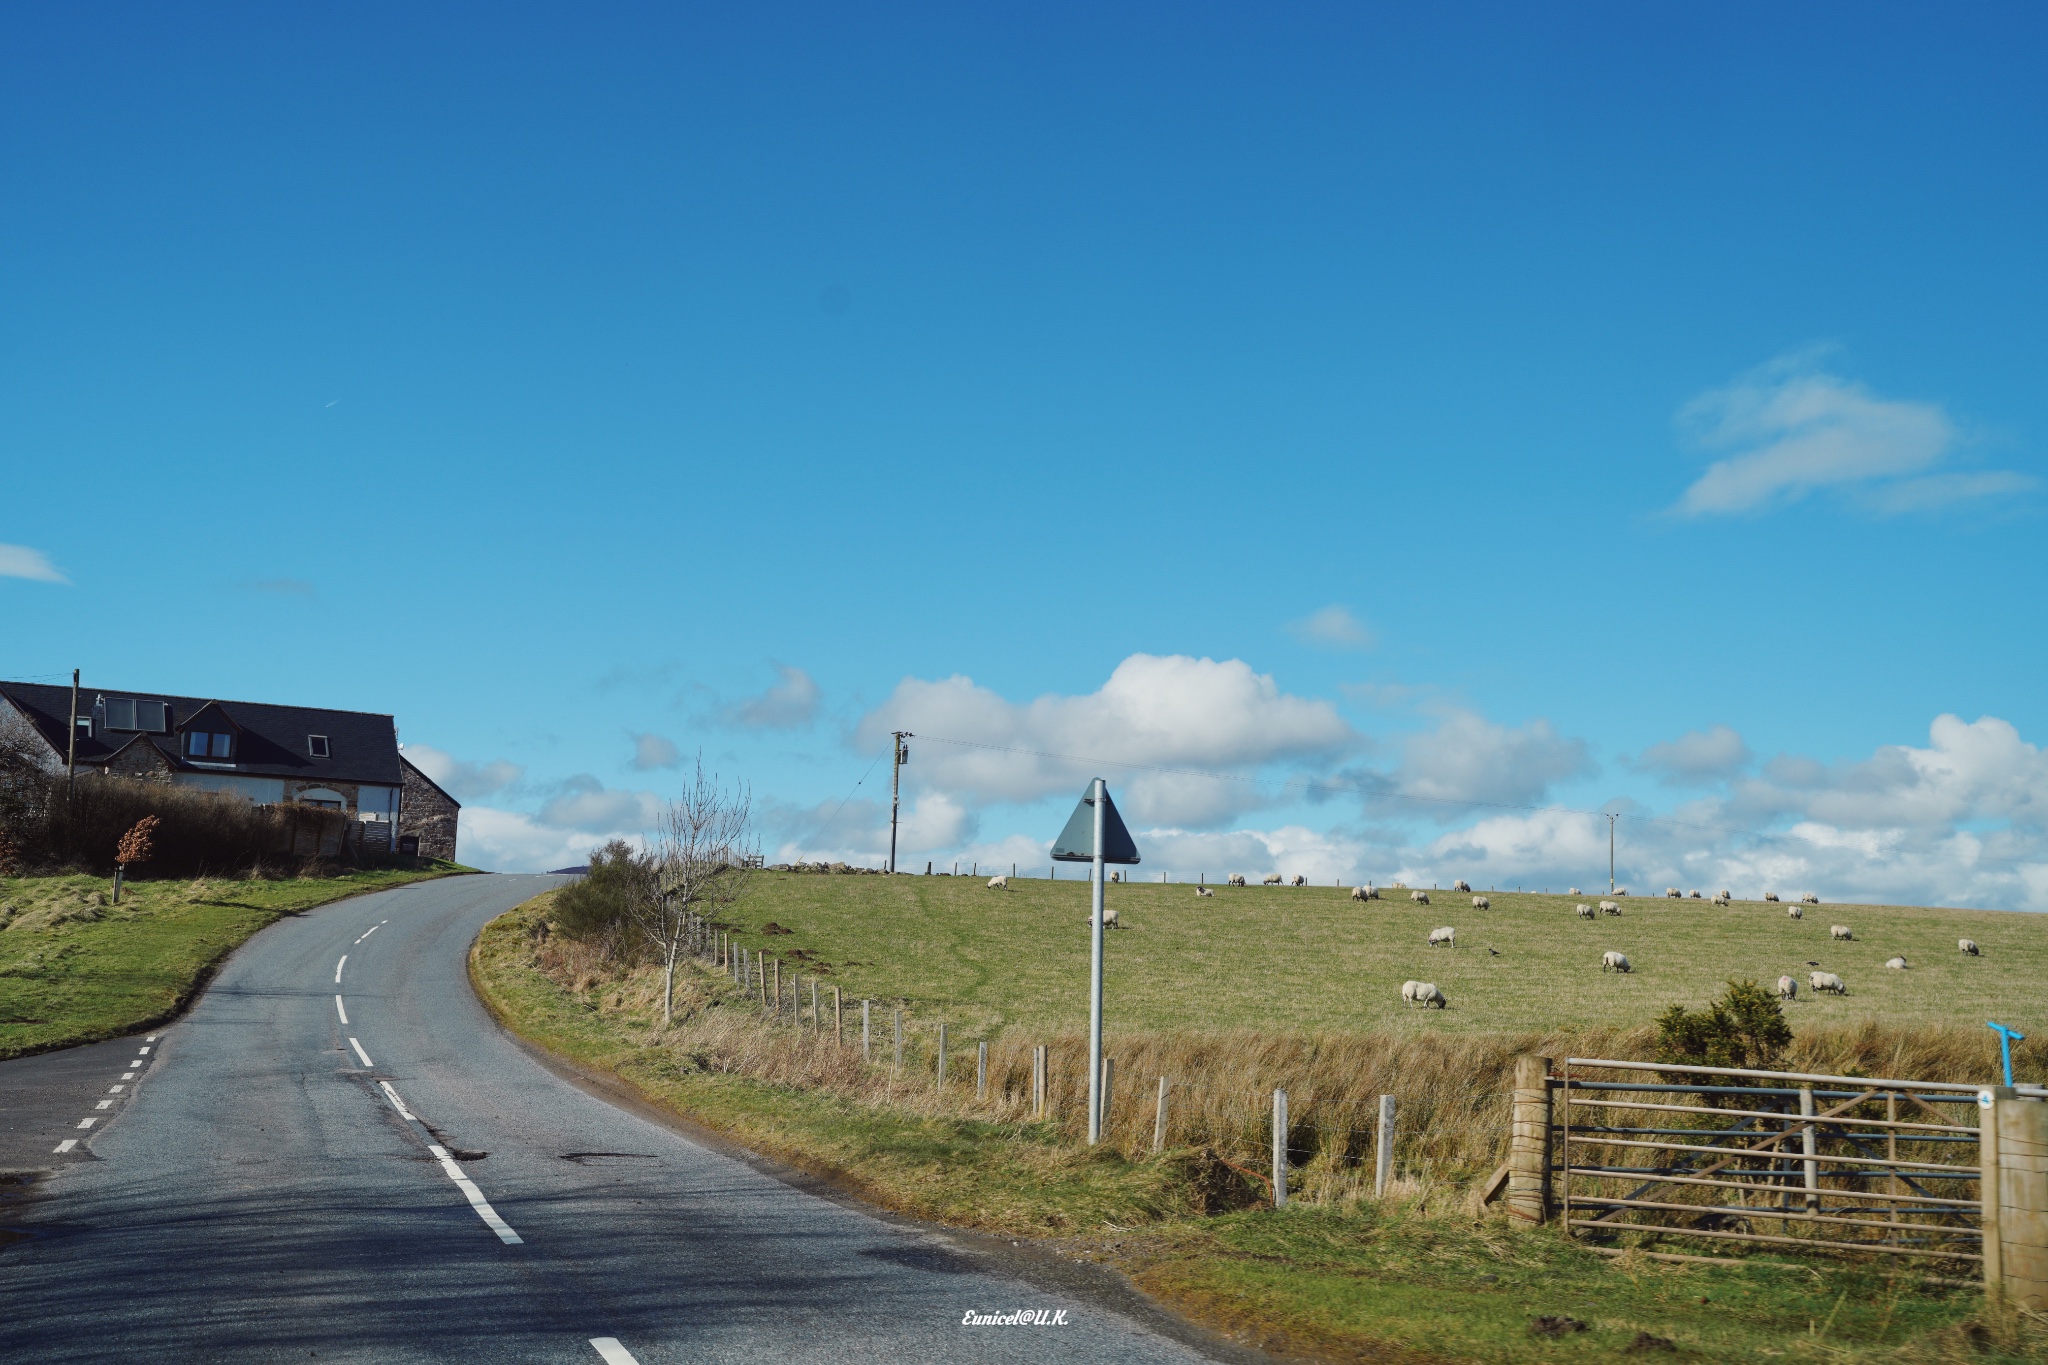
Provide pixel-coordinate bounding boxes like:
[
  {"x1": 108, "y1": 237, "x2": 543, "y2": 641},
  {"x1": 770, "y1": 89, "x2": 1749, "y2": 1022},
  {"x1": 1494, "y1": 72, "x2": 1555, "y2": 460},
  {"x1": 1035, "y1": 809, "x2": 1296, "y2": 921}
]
[{"x1": 1558, "y1": 1058, "x2": 1990, "y2": 1266}]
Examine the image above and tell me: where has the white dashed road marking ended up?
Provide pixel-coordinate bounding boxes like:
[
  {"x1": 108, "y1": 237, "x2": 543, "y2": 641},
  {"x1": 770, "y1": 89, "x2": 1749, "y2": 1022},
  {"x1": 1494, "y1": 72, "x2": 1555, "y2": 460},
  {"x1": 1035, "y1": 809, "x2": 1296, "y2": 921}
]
[
  {"x1": 52, "y1": 1139, "x2": 77, "y2": 1154},
  {"x1": 121, "y1": 1071, "x2": 137, "y2": 1080},
  {"x1": 355, "y1": 924, "x2": 381, "y2": 944},
  {"x1": 109, "y1": 1085, "x2": 124, "y2": 1093},
  {"x1": 426, "y1": 1144, "x2": 524, "y2": 1245},
  {"x1": 378, "y1": 1081, "x2": 417, "y2": 1121},
  {"x1": 137, "y1": 1046, "x2": 150, "y2": 1055},
  {"x1": 335, "y1": 995, "x2": 349, "y2": 1024},
  {"x1": 589, "y1": 1339, "x2": 641, "y2": 1364},
  {"x1": 349, "y1": 1038, "x2": 374, "y2": 1068},
  {"x1": 95, "y1": 1100, "x2": 113, "y2": 1110},
  {"x1": 76, "y1": 1118, "x2": 96, "y2": 1129},
  {"x1": 334, "y1": 956, "x2": 347, "y2": 984}
]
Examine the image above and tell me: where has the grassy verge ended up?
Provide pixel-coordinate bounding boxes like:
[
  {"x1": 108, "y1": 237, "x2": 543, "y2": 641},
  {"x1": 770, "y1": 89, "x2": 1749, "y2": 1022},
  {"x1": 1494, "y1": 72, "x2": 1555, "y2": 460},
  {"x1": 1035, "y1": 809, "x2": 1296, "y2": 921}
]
[
  {"x1": 0, "y1": 861, "x2": 468, "y2": 1058},
  {"x1": 471, "y1": 894, "x2": 2041, "y2": 1364}
]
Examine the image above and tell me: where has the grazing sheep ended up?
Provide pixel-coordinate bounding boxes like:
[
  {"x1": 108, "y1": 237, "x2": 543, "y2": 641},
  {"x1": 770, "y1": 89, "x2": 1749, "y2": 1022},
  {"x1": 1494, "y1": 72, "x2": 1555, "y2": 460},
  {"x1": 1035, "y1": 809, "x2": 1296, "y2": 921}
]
[
  {"x1": 1786, "y1": 905, "x2": 1803, "y2": 920},
  {"x1": 1576, "y1": 903, "x2": 1596, "y2": 920},
  {"x1": 1688, "y1": 890, "x2": 1702, "y2": 899},
  {"x1": 1959, "y1": 938, "x2": 1980, "y2": 956},
  {"x1": 1764, "y1": 892, "x2": 1780, "y2": 903},
  {"x1": 1401, "y1": 980, "x2": 1448, "y2": 1009},
  {"x1": 1262, "y1": 873, "x2": 1284, "y2": 886},
  {"x1": 1471, "y1": 895, "x2": 1490, "y2": 909},
  {"x1": 1453, "y1": 880, "x2": 1473, "y2": 893},
  {"x1": 1349, "y1": 884, "x2": 1374, "y2": 902},
  {"x1": 1711, "y1": 893, "x2": 1731, "y2": 906},
  {"x1": 1110, "y1": 870, "x2": 1121, "y2": 883},
  {"x1": 1665, "y1": 887, "x2": 1681, "y2": 899},
  {"x1": 1776, "y1": 975, "x2": 1798, "y2": 1000},
  {"x1": 1810, "y1": 971, "x2": 1847, "y2": 996},
  {"x1": 1614, "y1": 886, "x2": 1629, "y2": 896},
  {"x1": 1290, "y1": 874, "x2": 1307, "y2": 887},
  {"x1": 1410, "y1": 890, "x2": 1431, "y2": 905},
  {"x1": 1601, "y1": 950, "x2": 1632, "y2": 973},
  {"x1": 1101, "y1": 908, "x2": 1120, "y2": 929},
  {"x1": 1194, "y1": 886, "x2": 1215, "y2": 897},
  {"x1": 1717, "y1": 889, "x2": 1733, "y2": 901},
  {"x1": 1227, "y1": 873, "x2": 1247, "y2": 887},
  {"x1": 1600, "y1": 900, "x2": 1621, "y2": 916},
  {"x1": 1830, "y1": 925, "x2": 1853, "y2": 942},
  {"x1": 1801, "y1": 893, "x2": 1820, "y2": 905},
  {"x1": 1568, "y1": 887, "x2": 1581, "y2": 896},
  {"x1": 1427, "y1": 926, "x2": 1456, "y2": 948},
  {"x1": 985, "y1": 875, "x2": 1009, "y2": 890},
  {"x1": 1885, "y1": 956, "x2": 1908, "y2": 970}
]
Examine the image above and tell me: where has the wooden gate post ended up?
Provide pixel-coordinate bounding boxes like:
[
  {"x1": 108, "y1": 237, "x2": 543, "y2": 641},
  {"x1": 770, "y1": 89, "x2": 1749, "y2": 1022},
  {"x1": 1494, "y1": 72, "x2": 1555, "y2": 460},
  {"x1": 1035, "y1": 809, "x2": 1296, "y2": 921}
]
[
  {"x1": 1989, "y1": 1088, "x2": 2048, "y2": 1314},
  {"x1": 1508, "y1": 1055, "x2": 1552, "y2": 1224}
]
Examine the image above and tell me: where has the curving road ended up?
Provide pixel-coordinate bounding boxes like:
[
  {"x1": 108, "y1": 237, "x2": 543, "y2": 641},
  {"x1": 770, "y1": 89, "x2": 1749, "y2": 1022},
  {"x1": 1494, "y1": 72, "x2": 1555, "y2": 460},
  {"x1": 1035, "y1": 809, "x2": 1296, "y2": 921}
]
[{"x1": 0, "y1": 874, "x2": 1233, "y2": 1364}]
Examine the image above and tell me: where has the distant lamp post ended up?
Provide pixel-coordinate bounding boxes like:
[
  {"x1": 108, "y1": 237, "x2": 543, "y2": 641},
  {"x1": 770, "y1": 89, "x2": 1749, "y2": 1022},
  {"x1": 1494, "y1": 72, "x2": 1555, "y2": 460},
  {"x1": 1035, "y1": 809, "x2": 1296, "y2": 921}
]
[{"x1": 1051, "y1": 779, "x2": 1140, "y2": 1144}]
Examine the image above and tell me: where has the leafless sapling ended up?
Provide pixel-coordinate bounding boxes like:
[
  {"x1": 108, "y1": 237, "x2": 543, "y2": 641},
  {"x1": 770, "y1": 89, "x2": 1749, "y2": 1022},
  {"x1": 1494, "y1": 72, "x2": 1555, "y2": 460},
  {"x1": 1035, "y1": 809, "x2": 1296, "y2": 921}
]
[{"x1": 639, "y1": 758, "x2": 757, "y2": 1024}]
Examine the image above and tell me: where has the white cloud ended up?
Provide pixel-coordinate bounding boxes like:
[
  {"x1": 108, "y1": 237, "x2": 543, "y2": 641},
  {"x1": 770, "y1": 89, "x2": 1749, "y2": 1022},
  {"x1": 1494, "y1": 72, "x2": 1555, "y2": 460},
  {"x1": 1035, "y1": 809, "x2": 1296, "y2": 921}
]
[
  {"x1": 856, "y1": 653, "x2": 1355, "y2": 827},
  {"x1": 458, "y1": 806, "x2": 645, "y2": 873},
  {"x1": 0, "y1": 544, "x2": 67, "y2": 583},
  {"x1": 1672, "y1": 355, "x2": 2032, "y2": 517},
  {"x1": 402, "y1": 744, "x2": 524, "y2": 801},
  {"x1": 1288, "y1": 604, "x2": 1374, "y2": 650},
  {"x1": 1637, "y1": 725, "x2": 1750, "y2": 783},
  {"x1": 729, "y1": 664, "x2": 821, "y2": 729},
  {"x1": 1395, "y1": 710, "x2": 1592, "y2": 812},
  {"x1": 629, "y1": 732, "x2": 682, "y2": 771},
  {"x1": 537, "y1": 775, "x2": 666, "y2": 833}
]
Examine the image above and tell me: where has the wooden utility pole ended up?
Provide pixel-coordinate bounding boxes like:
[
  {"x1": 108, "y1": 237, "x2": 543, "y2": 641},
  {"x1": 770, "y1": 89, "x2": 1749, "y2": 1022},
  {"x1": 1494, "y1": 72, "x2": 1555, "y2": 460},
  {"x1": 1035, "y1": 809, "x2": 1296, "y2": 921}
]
[
  {"x1": 65, "y1": 669, "x2": 80, "y2": 797},
  {"x1": 887, "y1": 732, "x2": 911, "y2": 874},
  {"x1": 1606, "y1": 813, "x2": 1618, "y2": 894}
]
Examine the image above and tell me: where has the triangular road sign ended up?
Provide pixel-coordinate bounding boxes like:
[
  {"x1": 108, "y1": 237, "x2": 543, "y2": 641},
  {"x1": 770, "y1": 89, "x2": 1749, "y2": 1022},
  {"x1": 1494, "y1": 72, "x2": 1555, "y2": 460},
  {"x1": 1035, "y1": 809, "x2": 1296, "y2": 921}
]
[{"x1": 1050, "y1": 783, "x2": 1141, "y2": 864}]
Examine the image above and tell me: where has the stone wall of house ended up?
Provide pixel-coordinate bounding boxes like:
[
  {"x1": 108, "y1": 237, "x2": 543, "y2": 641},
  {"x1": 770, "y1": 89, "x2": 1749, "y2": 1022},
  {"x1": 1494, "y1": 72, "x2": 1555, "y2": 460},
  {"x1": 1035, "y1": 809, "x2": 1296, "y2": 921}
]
[
  {"x1": 103, "y1": 740, "x2": 176, "y2": 782},
  {"x1": 399, "y1": 758, "x2": 460, "y2": 862}
]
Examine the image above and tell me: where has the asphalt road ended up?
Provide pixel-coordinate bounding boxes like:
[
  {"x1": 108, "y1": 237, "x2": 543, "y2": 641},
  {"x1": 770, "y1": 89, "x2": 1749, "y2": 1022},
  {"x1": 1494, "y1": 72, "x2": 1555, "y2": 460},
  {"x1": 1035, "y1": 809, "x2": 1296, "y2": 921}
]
[{"x1": 0, "y1": 874, "x2": 1232, "y2": 1364}]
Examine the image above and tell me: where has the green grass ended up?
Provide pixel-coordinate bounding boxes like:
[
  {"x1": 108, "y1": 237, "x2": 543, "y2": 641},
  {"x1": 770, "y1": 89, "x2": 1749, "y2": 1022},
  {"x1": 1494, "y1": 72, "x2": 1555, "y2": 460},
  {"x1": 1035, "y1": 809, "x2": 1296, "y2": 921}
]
[
  {"x1": 473, "y1": 894, "x2": 2038, "y2": 1365},
  {"x1": 725, "y1": 874, "x2": 2048, "y2": 1041},
  {"x1": 0, "y1": 863, "x2": 468, "y2": 1058}
]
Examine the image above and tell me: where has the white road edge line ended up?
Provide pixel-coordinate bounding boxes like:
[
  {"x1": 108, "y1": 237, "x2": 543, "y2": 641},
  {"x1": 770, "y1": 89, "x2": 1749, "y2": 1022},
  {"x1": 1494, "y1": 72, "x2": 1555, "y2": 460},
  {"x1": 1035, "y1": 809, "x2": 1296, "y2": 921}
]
[
  {"x1": 95, "y1": 1100, "x2": 113, "y2": 1110},
  {"x1": 377, "y1": 1080, "x2": 417, "y2": 1121},
  {"x1": 137, "y1": 1046, "x2": 150, "y2": 1054},
  {"x1": 76, "y1": 1118, "x2": 96, "y2": 1129},
  {"x1": 426, "y1": 1143, "x2": 524, "y2": 1244},
  {"x1": 589, "y1": 1339, "x2": 641, "y2": 1365},
  {"x1": 109, "y1": 1085, "x2": 124, "y2": 1093},
  {"x1": 335, "y1": 995, "x2": 349, "y2": 1024},
  {"x1": 348, "y1": 1037, "x2": 374, "y2": 1067},
  {"x1": 52, "y1": 1139, "x2": 77, "y2": 1154},
  {"x1": 334, "y1": 955, "x2": 347, "y2": 984}
]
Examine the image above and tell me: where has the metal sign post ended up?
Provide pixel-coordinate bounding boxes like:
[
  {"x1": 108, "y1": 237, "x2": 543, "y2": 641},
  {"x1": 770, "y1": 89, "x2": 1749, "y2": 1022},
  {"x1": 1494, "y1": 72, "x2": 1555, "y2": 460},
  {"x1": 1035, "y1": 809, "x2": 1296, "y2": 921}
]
[
  {"x1": 1988, "y1": 1021, "x2": 2026, "y2": 1088},
  {"x1": 1051, "y1": 780, "x2": 1140, "y2": 1146}
]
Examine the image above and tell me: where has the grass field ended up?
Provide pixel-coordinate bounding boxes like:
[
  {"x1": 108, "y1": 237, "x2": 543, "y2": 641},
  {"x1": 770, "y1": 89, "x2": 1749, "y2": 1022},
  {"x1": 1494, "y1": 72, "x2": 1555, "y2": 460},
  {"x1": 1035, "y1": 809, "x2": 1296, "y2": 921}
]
[
  {"x1": 724, "y1": 874, "x2": 2048, "y2": 1045},
  {"x1": 0, "y1": 863, "x2": 466, "y2": 1059}
]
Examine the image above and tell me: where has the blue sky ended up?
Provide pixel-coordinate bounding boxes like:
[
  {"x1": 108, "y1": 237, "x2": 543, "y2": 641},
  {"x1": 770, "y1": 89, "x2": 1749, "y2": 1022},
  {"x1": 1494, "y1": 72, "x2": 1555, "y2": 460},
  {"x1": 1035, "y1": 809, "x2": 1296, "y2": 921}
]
[{"x1": 5, "y1": 4, "x2": 2045, "y2": 906}]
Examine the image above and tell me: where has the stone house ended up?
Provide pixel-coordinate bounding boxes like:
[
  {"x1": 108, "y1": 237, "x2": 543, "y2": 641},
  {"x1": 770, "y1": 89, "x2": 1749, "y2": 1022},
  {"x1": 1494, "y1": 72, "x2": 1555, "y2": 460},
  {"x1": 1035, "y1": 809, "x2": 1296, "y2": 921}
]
[{"x1": 0, "y1": 679, "x2": 459, "y2": 861}]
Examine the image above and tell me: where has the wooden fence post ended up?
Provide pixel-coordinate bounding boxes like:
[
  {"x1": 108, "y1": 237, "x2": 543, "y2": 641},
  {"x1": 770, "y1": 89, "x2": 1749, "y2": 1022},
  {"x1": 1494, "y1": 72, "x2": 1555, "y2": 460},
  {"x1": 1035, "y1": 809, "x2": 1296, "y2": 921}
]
[
  {"x1": 1033, "y1": 1045, "x2": 1046, "y2": 1117},
  {"x1": 893, "y1": 1008, "x2": 903, "y2": 1069},
  {"x1": 977, "y1": 1042, "x2": 988, "y2": 1100},
  {"x1": 1983, "y1": 1086, "x2": 2007, "y2": 1300},
  {"x1": 937, "y1": 1023, "x2": 948, "y2": 1088},
  {"x1": 1508, "y1": 1055, "x2": 1551, "y2": 1223},
  {"x1": 861, "y1": 1000, "x2": 871, "y2": 1061},
  {"x1": 834, "y1": 986, "x2": 843, "y2": 1046},
  {"x1": 810, "y1": 980, "x2": 819, "y2": 1031},
  {"x1": 1800, "y1": 1085, "x2": 1819, "y2": 1211},
  {"x1": 772, "y1": 959, "x2": 781, "y2": 1015},
  {"x1": 1153, "y1": 1077, "x2": 1169, "y2": 1154},
  {"x1": 1990, "y1": 1087, "x2": 2047, "y2": 1314},
  {"x1": 1272, "y1": 1088, "x2": 1289, "y2": 1208},
  {"x1": 1375, "y1": 1094, "x2": 1396, "y2": 1197}
]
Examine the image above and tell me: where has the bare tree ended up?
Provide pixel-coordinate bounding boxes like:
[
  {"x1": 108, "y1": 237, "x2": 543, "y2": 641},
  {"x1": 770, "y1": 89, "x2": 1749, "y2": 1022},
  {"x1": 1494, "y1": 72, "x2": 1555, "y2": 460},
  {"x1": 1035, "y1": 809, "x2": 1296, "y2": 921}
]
[{"x1": 637, "y1": 756, "x2": 757, "y2": 1024}]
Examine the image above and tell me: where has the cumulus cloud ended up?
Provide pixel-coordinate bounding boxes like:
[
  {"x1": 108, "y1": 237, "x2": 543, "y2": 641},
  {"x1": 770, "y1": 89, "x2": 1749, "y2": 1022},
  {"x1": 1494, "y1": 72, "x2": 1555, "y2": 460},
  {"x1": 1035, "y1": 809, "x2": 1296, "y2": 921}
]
[
  {"x1": 402, "y1": 744, "x2": 524, "y2": 801},
  {"x1": 1671, "y1": 355, "x2": 2032, "y2": 517},
  {"x1": 457, "y1": 807, "x2": 645, "y2": 873},
  {"x1": 856, "y1": 653, "x2": 1356, "y2": 827},
  {"x1": 0, "y1": 544, "x2": 67, "y2": 583},
  {"x1": 729, "y1": 664, "x2": 821, "y2": 729},
  {"x1": 629, "y1": 732, "x2": 682, "y2": 771},
  {"x1": 1636, "y1": 725, "x2": 1750, "y2": 783},
  {"x1": 537, "y1": 775, "x2": 666, "y2": 833},
  {"x1": 1288, "y1": 605, "x2": 1374, "y2": 650},
  {"x1": 1394, "y1": 710, "x2": 1592, "y2": 812}
]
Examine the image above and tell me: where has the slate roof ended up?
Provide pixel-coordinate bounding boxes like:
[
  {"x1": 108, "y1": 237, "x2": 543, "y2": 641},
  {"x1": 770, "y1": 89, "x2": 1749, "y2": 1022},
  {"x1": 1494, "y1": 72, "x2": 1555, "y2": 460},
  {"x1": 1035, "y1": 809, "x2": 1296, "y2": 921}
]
[{"x1": 0, "y1": 680, "x2": 403, "y2": 787}]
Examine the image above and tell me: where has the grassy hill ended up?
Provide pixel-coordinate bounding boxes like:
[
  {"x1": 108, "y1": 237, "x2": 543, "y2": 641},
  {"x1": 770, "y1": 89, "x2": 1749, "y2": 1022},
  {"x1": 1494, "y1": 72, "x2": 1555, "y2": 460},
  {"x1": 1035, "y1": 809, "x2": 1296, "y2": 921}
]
[{"x1": 725, "y1": 873, "x2": 2047, "y2": 1043}]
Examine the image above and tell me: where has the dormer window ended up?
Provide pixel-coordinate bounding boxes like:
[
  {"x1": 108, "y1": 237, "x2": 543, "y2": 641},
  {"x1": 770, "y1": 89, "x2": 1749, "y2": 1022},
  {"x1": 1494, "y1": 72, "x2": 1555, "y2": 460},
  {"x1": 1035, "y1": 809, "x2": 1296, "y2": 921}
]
[
  {"x1": 185, "y1": 731, "x2": 234, "y2": 760},
  {"x1": 104, "y1": 698, "x2": 170, "y2": 732},
  {"x1": 308, "y1": 735, "x2": 330, "y2": 758}
]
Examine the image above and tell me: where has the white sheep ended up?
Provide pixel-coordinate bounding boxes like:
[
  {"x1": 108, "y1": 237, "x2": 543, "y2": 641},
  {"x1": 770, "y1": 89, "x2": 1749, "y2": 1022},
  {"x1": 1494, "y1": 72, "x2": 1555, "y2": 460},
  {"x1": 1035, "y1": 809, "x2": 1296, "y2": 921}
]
[
  {"x1": 1776, "y1": 975, "x2": 1798, "y2": 1000},
  {"x1": 1410, "y1": 890, "x2": 1431, "y2": 905},
  {"x1": 1349, "y1": 884, "x2": 1373, "y2": 901},
  {"x1": 1959, "y1": 938, "x2": 1980, "y2": 956},
  {"x1": 1194, "y1": 886, "x2": 1215, "y2": 897},
  {"x1": 1227, "y1": 873, "x2": 1247, "y2": 887},
  {"x1": 1600, "y1": 900, "x2": 1621, "y2": 916},
  {"x1": 1614, "y1": 886, "x2": 1629, "y2": 896},
  {"x1": 1471, "y1": 895, "x2": 1490, "y2": 909},
  {"x1": 1427, "y1": 926, "x2": 1456, "y2": 948},
  {"x1": 1601, "y1": 950, "x2": 1631, "y2": 973},
  {"x1": 1568, "y1": 887, "x2": 1581, "y2": 896},
  {"x1": 1786, "y1": 905, "x2": 1802, "y2": 920},
  {"x1": 1711, "y1": 893, "x2": 1731, "y2": 906},
  {"x1": 1263, "y1": 873, "x2": 1284, "y2": 886},
  {"x1": 1687, "y1": 889, "x2": 1702, "y2": 899},
  {"x1": 1102, "y1": 908, "x2": 1120, "y2": 929},
  {"x1": 1717, "y1": 889, "x2": 1733, "y2": 900},
  {"x1": 1664, "y1": 887, "x2": 1681, "y2": 899},
  {"x1": 1401, "y1": 979, "x2": 1448, "y2": 1009},
  {"x1": 1884, "y1": 956, "x2": 1908, "y2": 970},
  {"x1": 1764, "y1": 892, "x2": 1780, "y2": 903},
  {"x1": 1801, "y1": 893, "x2": 1820, "y2": 905},
  {"x1": 1830, "y1": 924, "x2": 1853, "y2": 941},
  {"x1": 1575, "y1": 903, "x2": 1595, "y2": 920},
  {"x1": 1452, "y1": 880, "x2": 1472, "y2": 893},
  {"x1": 1809, "y1": 971, "x2": 1847, "y2": 995},
  {"x1": 1290, "y1": 874, "x2": 1307, "y2": 887},
  {"x1": 985, "y1": 875, "x2": 1009, "y2": 890}
]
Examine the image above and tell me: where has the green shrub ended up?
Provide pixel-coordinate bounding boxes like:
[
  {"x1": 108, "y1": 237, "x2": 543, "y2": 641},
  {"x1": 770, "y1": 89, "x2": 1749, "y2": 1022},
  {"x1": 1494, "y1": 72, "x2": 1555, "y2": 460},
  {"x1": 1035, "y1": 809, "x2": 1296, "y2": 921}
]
[
  {"x1": 1655, "y1": 979, "x2": 1793, "y2": 1073},
  {"x1": 549, "y1": 840, "x2": 654, "y2": 960}
]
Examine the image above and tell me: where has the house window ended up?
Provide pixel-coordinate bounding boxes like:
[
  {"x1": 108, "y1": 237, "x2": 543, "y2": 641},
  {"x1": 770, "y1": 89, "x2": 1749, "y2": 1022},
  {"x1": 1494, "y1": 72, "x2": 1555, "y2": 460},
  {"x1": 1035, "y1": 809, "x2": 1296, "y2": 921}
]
[
  {"x1": 107, "y1": 698, "x2": 135, "y2": 730},
  {"x1": 308, "y1": 735, "x2": 330, "y2": 758},
  {"x1": 106, "y1": 699, "x2": 171, "y2": 732},
  {"x1": 75, "y1": 716, "x2": 93, "y2": 740},
  {"x1": 186, "y1": 731, "x2": 234, "y2": 759}
]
